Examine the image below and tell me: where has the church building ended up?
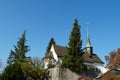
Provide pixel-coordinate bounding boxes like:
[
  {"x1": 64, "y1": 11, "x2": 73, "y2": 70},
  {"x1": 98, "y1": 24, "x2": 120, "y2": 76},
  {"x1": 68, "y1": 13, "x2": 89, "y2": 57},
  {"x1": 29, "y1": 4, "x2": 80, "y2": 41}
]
[{"x1": 43, "y1": 30, "x2": 107, "y2": 74}]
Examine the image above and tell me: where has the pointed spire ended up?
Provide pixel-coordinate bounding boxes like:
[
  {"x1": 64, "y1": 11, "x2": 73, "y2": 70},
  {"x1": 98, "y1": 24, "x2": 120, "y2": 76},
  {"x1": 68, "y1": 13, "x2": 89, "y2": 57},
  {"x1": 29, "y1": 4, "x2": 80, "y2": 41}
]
[
  {"x1": 86, "y1": 27, "x2": 92, "y2": 48},
  {"x1": 86, "y1": 26, "x2": 93, "y2": 55}
]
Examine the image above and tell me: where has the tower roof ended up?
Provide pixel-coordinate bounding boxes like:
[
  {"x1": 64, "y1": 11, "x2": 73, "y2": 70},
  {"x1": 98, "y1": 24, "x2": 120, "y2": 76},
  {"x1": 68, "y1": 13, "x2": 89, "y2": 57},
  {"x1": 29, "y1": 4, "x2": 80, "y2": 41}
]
[
  {"x1": 86, "y1": 36, "x2": 92, "y2": 47},
  {"x1": 86, "y1": 28, "x2": 92, "y2": 48}
]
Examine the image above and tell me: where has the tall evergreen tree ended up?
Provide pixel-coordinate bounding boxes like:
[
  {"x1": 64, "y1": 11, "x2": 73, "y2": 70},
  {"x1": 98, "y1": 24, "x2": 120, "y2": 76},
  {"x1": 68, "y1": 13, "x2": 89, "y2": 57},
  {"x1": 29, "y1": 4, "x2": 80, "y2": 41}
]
[
  {"x1": 7, "y1": 31, "x2": 30, "y2": 65},
  {"x1": 62, "y1": 19, "x2": 86, "y2": 72},
  {"x1": 45, "y1": 38, "x2": 56, "y2": 56}
]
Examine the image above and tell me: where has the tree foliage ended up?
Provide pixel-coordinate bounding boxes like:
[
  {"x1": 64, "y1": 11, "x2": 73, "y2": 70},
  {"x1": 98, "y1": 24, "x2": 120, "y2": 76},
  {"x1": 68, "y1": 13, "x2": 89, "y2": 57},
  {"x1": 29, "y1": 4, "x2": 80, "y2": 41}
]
[
  {"x1": 0, "y1": 31, "x2": 49, "y2": 80},
  {"x1": 20, "y1": 62, "x2": 47, "y2": 80},
  {"x1": 62, "y1": 19, "x2": 86, "y2": 72},
  {"x1": 1, "y1": 61, "x2": 47, "y2": 80},
  {"x1": 45, "y1": 38, "x2": 56, "y2": 56},
  {"x1": 1, "y1": 62, "x2": 25, "y2": 80},
  {"x1": 26, "y1": 57, "x2": 42, "y2": 67},
  {"x1": 7, "y1": 31, "x2": 30, "y2": 65},
  {"x1": 105, "y1": 48, "x2": 120, "y2": 69}
]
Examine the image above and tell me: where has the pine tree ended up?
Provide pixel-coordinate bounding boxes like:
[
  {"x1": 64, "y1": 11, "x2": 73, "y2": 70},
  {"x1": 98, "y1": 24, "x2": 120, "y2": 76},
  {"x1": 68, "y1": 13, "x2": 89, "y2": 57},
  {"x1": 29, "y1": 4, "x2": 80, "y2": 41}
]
[
  {"x1": 7, "y1": 31, "x2": 30, "y2": 65},
  {"x1": 62, "y1": 19, "x2": 86, "y2": 72},
  {"x1": 45, "y1": 38, "x2": 56, "y2": 56}
]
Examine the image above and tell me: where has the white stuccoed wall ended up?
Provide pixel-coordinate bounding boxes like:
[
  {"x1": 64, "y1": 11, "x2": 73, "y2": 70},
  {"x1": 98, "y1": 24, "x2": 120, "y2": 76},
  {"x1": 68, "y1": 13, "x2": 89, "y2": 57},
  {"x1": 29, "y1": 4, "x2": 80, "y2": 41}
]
[
  {"x1": 50, "y1": 45, "x2": 58, "y2": 62},
  {"x1": 84, "y1": 62, "x2": 107, "y2": 73},
  {"x1": 43, "y1": 45, "x2": 59, "y2": 69}
]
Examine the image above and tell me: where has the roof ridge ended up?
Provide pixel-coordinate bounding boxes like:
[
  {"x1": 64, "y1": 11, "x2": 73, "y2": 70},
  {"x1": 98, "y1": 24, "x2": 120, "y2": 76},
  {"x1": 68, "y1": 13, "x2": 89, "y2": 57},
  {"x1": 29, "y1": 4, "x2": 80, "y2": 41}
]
[{"x1": 53, "y1": 44, "x2": 65, "y2": 47}]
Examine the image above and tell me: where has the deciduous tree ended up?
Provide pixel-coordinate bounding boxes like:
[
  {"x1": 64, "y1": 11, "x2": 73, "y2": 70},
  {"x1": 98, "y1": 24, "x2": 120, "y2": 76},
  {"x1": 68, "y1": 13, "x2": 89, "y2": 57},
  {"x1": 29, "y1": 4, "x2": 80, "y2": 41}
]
[{"x1": 105, "y1": 49, "x2": 120, "y2": 69}]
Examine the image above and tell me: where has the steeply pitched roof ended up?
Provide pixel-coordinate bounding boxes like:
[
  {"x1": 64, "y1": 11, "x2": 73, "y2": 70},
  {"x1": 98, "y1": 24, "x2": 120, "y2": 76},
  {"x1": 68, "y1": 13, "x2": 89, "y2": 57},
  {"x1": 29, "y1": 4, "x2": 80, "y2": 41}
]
[
  {"x1": 52, "y1": 44, "x2": 103, "y2": 64},
  {"x1": 83, "y1": 52, "x2": 104, "y2": 64},
  {"x1": 53, "y1": 44, "x2": 67, "y2": 57}
]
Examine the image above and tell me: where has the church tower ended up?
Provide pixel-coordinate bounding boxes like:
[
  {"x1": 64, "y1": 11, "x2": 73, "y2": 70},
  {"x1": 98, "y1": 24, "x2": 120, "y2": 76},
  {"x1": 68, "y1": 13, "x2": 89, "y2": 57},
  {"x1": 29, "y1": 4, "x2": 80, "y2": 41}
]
[{"x1": 86, "y1": 28, "x2": 93, "y2": 55}]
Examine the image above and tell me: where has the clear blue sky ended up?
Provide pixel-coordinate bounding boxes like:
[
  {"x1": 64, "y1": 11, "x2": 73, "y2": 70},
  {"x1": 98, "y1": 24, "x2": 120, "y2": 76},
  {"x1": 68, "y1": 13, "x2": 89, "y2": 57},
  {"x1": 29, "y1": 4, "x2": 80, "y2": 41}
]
[{"x1": 0, "y1": 0, "x2": 120, "y2": 67}]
